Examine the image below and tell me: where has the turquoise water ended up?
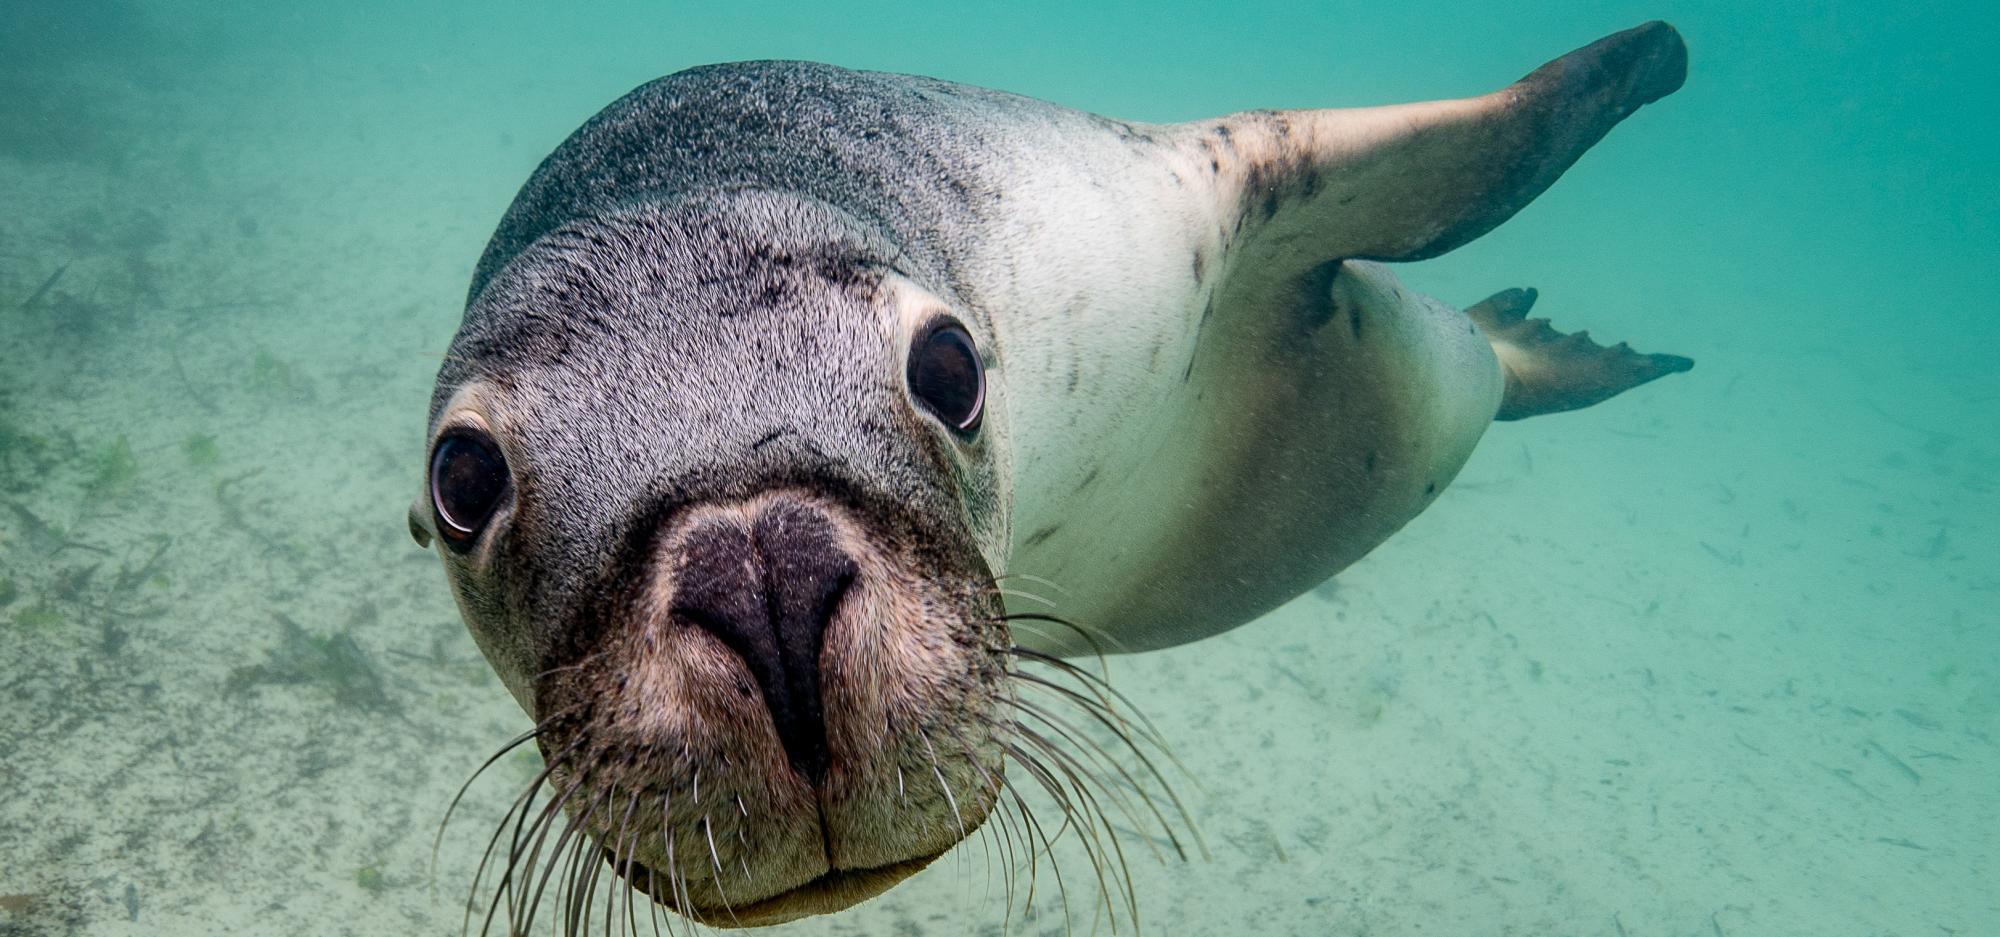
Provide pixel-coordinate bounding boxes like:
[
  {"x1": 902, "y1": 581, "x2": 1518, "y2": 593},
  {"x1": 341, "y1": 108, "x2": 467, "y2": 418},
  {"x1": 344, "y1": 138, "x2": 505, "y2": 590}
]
[{"x1": 2, "y1": 1, "x2": 1994, "y2": 935}]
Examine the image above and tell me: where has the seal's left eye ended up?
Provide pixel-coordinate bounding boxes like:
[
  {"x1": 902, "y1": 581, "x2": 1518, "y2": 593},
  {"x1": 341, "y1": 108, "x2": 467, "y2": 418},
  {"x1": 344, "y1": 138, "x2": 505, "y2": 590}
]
[
  {"x1": 908, "y1": 318, "x2": 984, "y2": 435},
  {"x1": 430, "y1": 429, "x2": 510, "y2": 549}
]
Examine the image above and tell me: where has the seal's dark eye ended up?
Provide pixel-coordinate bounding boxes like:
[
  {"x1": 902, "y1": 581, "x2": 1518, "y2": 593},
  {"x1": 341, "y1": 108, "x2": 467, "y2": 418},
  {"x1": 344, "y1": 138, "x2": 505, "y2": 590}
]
[
  {"x1": 908, "y1": 318, "x2": 984, "y2": 435},
  {"x1": 430, "y1": 429, "x2": 510, "y2": 549}
]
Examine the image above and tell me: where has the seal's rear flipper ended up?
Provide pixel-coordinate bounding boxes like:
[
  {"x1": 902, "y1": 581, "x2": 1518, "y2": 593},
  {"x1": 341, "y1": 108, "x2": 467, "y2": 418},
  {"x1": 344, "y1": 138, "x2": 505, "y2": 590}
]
[{"x1": 1466, "y1": 288, "x2": 1693, "y2": 420}]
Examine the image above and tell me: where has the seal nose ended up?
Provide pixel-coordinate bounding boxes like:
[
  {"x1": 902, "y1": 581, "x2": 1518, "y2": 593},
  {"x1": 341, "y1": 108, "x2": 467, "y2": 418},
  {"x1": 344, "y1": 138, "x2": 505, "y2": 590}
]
[{"x1": 671, "y1": 501, "x2": 855, "y2": 784}]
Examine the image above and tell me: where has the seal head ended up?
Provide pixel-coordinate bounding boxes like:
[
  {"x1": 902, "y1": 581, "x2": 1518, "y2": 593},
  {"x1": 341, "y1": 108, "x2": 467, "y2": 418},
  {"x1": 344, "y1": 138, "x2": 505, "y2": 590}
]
[{"x1": 415, "y1": 190, "x2": 1011, "y2": 925}]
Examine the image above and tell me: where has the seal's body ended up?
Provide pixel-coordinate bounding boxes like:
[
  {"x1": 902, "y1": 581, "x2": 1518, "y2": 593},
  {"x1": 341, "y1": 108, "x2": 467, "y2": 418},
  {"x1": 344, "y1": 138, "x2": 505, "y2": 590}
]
[{"x1": 417, "y1": 22, "x2": 1691, "y2": 929}]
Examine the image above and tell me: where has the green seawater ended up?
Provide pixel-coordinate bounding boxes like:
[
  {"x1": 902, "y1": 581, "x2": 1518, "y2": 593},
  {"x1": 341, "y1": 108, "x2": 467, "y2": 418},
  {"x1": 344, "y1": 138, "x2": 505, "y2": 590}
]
[{"x1": 1, "y1": 1, "x2": 1993, "y2": 934}]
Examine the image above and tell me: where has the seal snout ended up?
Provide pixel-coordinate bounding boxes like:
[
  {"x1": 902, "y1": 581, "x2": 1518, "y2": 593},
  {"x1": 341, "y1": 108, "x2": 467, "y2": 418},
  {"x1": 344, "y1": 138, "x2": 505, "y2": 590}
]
[{"x1": 669, "y1": 499, "x2": 856, "y2": 784}]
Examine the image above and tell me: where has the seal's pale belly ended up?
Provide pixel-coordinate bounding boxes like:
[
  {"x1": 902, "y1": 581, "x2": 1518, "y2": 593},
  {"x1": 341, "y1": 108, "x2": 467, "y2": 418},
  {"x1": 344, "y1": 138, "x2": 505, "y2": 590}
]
[{"x1": 1010, "y1": 260, "x2": 1507, "y2": 654}]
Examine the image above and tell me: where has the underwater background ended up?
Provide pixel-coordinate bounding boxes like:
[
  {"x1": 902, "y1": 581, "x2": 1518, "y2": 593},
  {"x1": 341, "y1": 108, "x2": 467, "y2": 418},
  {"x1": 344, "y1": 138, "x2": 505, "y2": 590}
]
[{"x1": 1, "y1": 0, "x2": 1993, "y2": 934}]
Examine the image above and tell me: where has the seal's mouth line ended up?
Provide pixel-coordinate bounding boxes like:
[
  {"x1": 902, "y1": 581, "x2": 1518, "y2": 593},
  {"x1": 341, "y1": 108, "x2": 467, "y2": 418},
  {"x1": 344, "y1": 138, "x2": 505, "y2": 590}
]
[
  {"x1": 815, "y1": 799, "x2": 838, "y2": 868},
  {"x1": 614, "y1": 848, "x2": 941, "y2": 928}
]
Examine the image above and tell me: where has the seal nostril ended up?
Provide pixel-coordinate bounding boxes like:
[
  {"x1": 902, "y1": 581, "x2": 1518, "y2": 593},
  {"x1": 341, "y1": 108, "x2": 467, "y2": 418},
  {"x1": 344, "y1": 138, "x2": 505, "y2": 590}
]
[{"x1": 670, "y1": 503, "x2": 856, "y2": 785}]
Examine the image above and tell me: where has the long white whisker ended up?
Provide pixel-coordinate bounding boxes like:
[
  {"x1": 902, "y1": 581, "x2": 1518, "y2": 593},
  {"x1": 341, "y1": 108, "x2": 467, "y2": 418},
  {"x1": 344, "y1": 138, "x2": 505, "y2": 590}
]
[{"x1": 919, "y1": 726, "x2": 968, "y2": 841}]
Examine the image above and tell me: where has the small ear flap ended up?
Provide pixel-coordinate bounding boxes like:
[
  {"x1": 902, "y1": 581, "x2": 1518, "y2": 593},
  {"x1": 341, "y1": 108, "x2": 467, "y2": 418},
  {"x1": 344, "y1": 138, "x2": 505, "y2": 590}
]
[
  {"x1": 409, "y1": 496, "x2": 435, "y2": 548},
  {"x1": 1200, "y1": 21, "x2": 1686, "y2": 267}
]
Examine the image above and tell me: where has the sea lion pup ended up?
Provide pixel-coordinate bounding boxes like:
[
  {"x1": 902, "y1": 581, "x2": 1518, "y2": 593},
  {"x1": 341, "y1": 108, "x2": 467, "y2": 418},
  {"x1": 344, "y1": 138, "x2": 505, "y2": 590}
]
[{"x1": 412, "y1": 21, "x2": 1691, "y2": 931}]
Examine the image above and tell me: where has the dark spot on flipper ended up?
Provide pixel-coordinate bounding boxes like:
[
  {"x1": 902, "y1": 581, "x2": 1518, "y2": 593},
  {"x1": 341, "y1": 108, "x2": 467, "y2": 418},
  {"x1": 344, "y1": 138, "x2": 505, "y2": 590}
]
[
  {"x1": 1073, "y1": 467, "x2": 1100, "y2": 493},
  {"x1": 1364, "y1": 451, "x2": 1377, "y2": 474},
  {"x1": 1024, "y1": 524, "x2": 1060, "y2": 548},
  {"x1": 1348, "y1": 303, "x2": 1362, "y2": 340},
  {"x1": 1191, "y1": 249, "x2": 1207, "y2": 283},
  {"x1": 1425, "y1": 482, "x2": 1438, "y2": 496}
]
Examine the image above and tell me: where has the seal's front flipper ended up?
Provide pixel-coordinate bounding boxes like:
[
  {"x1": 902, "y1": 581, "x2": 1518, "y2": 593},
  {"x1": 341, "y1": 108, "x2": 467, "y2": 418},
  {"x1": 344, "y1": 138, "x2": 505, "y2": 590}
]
[
  {"x1": 1465, "y1": 288, "x2": 1693, "y2": 420},
  {"x1": 1195, "y1": 21, "x2": 1686, "y2": 277}
]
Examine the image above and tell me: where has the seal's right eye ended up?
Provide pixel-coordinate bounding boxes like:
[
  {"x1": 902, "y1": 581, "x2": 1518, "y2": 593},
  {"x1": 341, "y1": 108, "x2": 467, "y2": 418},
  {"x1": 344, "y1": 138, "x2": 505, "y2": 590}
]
[{"x1": 430, "y1": 429, "x2": 510, "y2": 549}]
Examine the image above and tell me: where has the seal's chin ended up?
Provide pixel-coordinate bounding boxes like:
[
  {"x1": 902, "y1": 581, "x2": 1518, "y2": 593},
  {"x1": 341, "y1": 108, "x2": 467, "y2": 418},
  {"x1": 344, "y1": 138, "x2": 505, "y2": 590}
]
[{"x1": 620, "y1": 850, "x2": 943, "y2": 928}]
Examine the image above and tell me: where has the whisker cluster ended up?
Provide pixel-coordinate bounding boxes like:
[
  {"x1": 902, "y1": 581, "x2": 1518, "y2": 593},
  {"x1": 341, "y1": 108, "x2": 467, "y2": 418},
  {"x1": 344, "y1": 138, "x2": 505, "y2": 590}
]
[
  {"x1": 433, "y1": 709, "x2": 719, "y2": 937},
  {"x1": 966, "y1": 577, "x2": 1206, "y2": 936},
  {"x1": 433, "y1": 577, "x2": 1199, "y2": 936}
]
